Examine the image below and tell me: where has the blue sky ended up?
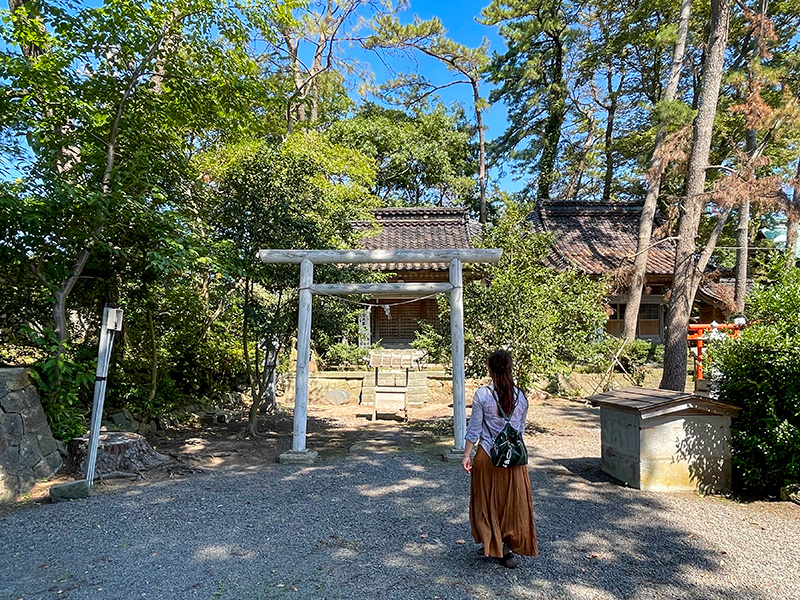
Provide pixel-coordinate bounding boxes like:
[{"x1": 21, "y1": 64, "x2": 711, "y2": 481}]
[
  {"x1": 352, "y1": 0, "x2": 523, "y2": 194},
  {"x1": 2, "y1": 0, "x2": 522, "y2": 191}
]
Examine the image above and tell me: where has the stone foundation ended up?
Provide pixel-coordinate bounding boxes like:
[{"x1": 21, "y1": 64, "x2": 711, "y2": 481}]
[
  {"x1": 281, "y1": 370, "x2": 459, "y2": 407},
  {"x1": 282, "y1": 371, "x2": 369, "y2": 405},
  {"x1": 0, "y1": 368, "x2": 63, "y2": 502}
]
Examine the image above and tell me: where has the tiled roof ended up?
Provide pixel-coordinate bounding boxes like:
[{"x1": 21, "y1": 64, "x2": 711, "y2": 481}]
[
  {"x1": 697, "y1": 277, "x2": 755, "y2": 311},
  {"x1": 353, "y1": 207, "x2": 479, "y2": 271},
  {"x1": 528, "y1": 202, "x2": 675, "y2": 275}
]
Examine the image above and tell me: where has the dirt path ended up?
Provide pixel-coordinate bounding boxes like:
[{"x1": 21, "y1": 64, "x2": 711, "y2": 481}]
[{"x1": 3, "y1": 392, "x2": 800, "y2": 600}]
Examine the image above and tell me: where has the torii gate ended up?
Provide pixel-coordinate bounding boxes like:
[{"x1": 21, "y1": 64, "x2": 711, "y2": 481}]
[{"x1": 257, "y1": 248, "x2": 503, "y2": 464}]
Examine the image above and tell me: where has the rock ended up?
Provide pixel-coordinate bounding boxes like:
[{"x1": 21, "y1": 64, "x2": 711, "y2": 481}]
[
  {"x1": 325, "y1": 389, "x2": 350, "y2": 405},
  {"x1": 0, "y1": 473, "x2": 17, "y2": 502},
  {"x1": 0, "y1": 368, "x2": 31, "y2": 397},
  {"x1": 1, "y1": 384, "x2": 38, "y2": 413},
  {"x1": 37, "y1": 431, "x2": 58, "y2": 456},
  {"x1": 33, "y1": 457, "x2": 55, "y2": 480},
  {"x1": 1, "y1": 413, "x2": 23, "y2": 439},
  {"x1": 43, "y1": 450, "x2": 63, "y2": 474},
  {"x1": 780, "y1": 483, "x2": 800, "y2": 505},
  {"x1": 109, "y1": 411, "x2": 128, "y2": 427},
  {"x1": 0, "y1": 368, "x2": 62, "y2": 502},
  {"x1": 49, "y1": 480, "x2": 90, "y2": 503}
]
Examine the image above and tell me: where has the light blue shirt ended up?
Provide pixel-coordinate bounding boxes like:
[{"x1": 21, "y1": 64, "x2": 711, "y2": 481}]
[{"x1": 465, "y1": 384, "x2": 528, "y2": 456}]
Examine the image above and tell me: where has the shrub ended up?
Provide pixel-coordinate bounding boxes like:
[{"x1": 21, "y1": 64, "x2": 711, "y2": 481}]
[
  {"x1": 320, "y1": 342, "x2": 370, "y2": 370},
  {"x1": 710, "y1": 266, "x2": 800, "y2": 496},
  {"x1": 584, "y1": 338, "x2": 663, "y2": 385},
  {"x1": 411, "y1": 320, "x2": 449, "y2": 365},
  {"x1": 27, "y1": 329, "x2": 95, "y2": 441}
]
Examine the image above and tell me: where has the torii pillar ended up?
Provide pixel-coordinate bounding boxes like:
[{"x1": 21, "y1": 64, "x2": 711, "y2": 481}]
[{"x1": 257, "y1": 249, "x2": 503, "y2": 464}]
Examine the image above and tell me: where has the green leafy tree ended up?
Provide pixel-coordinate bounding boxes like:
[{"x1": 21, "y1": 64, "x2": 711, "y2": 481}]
[
  {"x1": 413, "y1": 199, "x2": 608, "y2": 389},
  {"x1": 364, "y1": 15, "x2": 490, "y2": 221},
  {"x1": 0, "y1": 0, "x2": 288, "y2": 347},
  {"x1": 328, "y1": 103, "x2": 476, "y2": 207},
  {"x1": 207, "y1": 131, "x2": 380, "y2": 434},
  {"x1": 481, "y1": 0, "x2": 577, "y2": 201},
  {"x1": 710, "y1": 262, "x2": 800, "y2": 495}
]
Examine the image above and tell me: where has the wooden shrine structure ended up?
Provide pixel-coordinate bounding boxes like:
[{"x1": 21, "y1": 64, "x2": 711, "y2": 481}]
[{"x1": 257, "y1": 248, "x2": 502, "y2": 463}]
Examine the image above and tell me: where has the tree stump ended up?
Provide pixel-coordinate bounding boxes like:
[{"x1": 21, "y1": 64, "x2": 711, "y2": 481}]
[{"x1": 67, "y1": 431, "x2": 170, "y2": 479}]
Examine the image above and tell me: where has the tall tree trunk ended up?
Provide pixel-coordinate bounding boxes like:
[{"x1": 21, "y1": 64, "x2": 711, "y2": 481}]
[
  {"x1": 472, "y1": 80, "x2": 488, "y2": 223},
  {"x1": 308, "y1": 30, "x2": 326, "y2": 123},
  {"x1": 601, "y1": 93, "x2": 617, "y2": 204},
  {"x1": 735, "y1": 6, "x2": 765, "y2": 313},
  {"x1": 786, "y1": 160, "x2": 800, "y2": 269},
  {"x1": 733, "y1": 198, "x2": 750, "y2": 312},
  {"x1": 563, "y1": 113, "x2": 596, "y2": 202},
  {"x1": 537, "y1": 36, "x2": 565, "y2": 201},
  {"x1": 622, "y1": 0, "x2": 691, "y2": 341},
  {"x1": 661, "y1": 0, "x2": 731, "y2": 391},
  {"x1": 734, "y1": 133, "x2": 756, "y2": 313},
  {"x1": 147, "y1": 307, "x2": 158, "y2": 404},
  {"x1": 285, "y1": 32, "x2": 305, "y2": 132}
]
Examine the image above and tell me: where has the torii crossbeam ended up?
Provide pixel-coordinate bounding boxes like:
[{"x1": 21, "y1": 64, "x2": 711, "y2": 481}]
[{"x1": 257, "y1": 248, "x2": 503, "y2": 463}]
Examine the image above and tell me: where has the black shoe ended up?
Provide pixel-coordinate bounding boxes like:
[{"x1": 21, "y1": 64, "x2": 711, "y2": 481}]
[{"x1": 499, "y1": 552, "x2": 518, "y2": 569}]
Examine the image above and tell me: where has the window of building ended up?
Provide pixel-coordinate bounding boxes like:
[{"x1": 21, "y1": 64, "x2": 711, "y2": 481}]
[
  {"x1": 639, "y1": 304, "x2": 660, "y2": 320},
  {"x1": 638, "y1": 303, "x2": 661, "y2": 336}
]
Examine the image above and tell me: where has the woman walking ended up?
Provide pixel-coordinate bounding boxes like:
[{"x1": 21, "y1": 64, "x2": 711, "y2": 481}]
[{"x1": 462, "y1": 350, "x2": 538, "y2": 568}]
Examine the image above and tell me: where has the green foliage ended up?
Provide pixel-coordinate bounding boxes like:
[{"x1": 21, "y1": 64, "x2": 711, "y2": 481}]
[
  {"x1": 467, "y1": 203, "x2": 608, "y2": 388},
  {"x1": 411, "y1": 320, "x2": 450, "y2": 365},
  {"x1": 208, "y1": 131, "x2": 380, "y2": 414},
  {"x1": 320, "y1": 342, "x2": 371, "y2": 370},
  {"x1": 583, "y1": 337, "x2": 663, "y2": 385},
  {"x1": 710, "y1": 266, "x2": 800, "y2": 495},
  {"x1": 329, "y1": 103, "x2": 476, "y2": 207},
  {"x1": 26, "y1": 329, "x2": 95, "y2": 441},
  {"x1": 411, "y1": 200, "x2": 609, "y2": 389},
  {"x1": 0, "y1": 0, "x2": 296, "y2": 428}
]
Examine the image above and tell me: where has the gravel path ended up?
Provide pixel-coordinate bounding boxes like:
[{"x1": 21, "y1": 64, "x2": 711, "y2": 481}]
[{"x1": 1, "y1": 397, "x2": 799, "y2": 600}]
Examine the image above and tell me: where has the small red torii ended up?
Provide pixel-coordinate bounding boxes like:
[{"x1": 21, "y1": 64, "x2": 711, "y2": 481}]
[{"x1": 687, "y1": 320, "x2": 746, "y2": 380}]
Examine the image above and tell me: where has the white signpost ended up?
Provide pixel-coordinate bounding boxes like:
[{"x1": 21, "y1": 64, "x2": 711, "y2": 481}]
[
  {"x1": 257, "y1": 248, "x2": 502, "y2": 464},
  {"x1": 85, "y1": 306, "x2": 123, "y2": 486}
]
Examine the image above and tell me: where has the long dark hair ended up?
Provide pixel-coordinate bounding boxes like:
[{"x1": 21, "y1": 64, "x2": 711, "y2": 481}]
[{"x1": 488, "y1": 350, "x2": 515, "y2": 416}]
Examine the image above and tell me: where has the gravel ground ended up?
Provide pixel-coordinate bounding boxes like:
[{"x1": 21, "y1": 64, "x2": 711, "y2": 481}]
[{"x1": 1, "y1": 396, "x2": 799, "y2": 600}]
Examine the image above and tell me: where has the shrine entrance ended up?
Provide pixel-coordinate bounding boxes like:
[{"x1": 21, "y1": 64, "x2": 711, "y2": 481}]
[{"x1": 257, "y1": 249, "x2": 502, "y2": 463}]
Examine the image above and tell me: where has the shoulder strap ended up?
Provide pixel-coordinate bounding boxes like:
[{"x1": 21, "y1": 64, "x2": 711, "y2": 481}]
[{"x1": 491, "y1": 387, "x2": 516, "y2": 422}]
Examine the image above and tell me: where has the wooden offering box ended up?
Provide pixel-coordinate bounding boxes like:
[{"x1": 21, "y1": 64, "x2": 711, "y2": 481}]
[{"x1": 588, "y1": 388, "x2": 740, "y2": 493}]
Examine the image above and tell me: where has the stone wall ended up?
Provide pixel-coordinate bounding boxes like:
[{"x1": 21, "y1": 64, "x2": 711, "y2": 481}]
[
  {"x1": 281, "y1": 371, "x2": 369, "y2": 405},
  {"x1": 554, "y1": 369, "x2": 669, "y2": 397},
  {"x1": 1, "y1": 368, "x2": 63, "y2": 502},
  {"x1": 280, "y1": 370, "x2": 456, "y2": 406}
]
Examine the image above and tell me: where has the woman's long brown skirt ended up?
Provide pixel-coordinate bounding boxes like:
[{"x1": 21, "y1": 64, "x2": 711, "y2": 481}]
[{"x1": 470, "y1": 446, "x2": 538, "y2": 558}]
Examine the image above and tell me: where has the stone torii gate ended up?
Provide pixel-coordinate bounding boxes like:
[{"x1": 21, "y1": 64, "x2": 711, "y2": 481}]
[{"x1": 257, "y1": 248, "x2": 502, "y2": 464}]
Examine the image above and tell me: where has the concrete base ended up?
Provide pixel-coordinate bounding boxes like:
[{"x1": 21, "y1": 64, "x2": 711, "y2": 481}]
[
  {"x1": 278, "y1": 449, "x2": 318, "y2": 465},
  {"x1": 49, "y1": 480, "x2": 90, "y2": 503},
  {"x1": 442, "y1": 447, "x2": 465, "y2": 462}
]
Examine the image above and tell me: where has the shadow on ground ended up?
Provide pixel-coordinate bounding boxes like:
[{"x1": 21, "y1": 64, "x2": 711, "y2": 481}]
[
  {"x1": 2, "y1": 399, "x2": 793, "y2": 600},
  {"x1": 0, "y1": 414, "x2": 779, "y2": 600}
]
